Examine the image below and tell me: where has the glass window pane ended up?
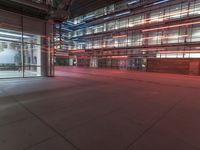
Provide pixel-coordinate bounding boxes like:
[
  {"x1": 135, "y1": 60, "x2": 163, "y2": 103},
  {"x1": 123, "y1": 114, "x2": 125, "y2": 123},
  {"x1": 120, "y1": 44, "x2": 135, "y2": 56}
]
[
  {"x1": 24, "y1": 43, "x2": 41, "y2": 77},
  {"x1": 107, "y1": 21, "x2": 116, "y2": 31},
  {"x1": 0, "y1": 28, "x2": 23, "y2": 78},
  {"x1": 189, "y1": 25, "x2": 200, "y2": 42},
  {"x1": 189, "y1": 0, "x2": 200, "y2": 16},
  {"x1": 129, "y1": 15, "x2": 144, "y2": 27},
  {"x1": 149, "y1": 9, "x2": 164, "y2": 23},
  {"x1": 148, "y1": 31, "x2": 162, "y2": 45}
]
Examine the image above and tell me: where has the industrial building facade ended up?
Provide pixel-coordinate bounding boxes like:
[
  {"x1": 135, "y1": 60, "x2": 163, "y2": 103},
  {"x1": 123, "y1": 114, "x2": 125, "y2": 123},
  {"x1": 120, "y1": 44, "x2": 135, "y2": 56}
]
[{"x1": 55, "y1": 0, "x2": 200, "y2": 75}]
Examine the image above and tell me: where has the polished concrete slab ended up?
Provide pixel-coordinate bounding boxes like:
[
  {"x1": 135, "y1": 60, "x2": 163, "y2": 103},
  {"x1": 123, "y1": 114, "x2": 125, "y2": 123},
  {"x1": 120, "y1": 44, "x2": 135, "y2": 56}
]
[{"x1": 0, "y1": 66, "x2": 200, "y2": 150}]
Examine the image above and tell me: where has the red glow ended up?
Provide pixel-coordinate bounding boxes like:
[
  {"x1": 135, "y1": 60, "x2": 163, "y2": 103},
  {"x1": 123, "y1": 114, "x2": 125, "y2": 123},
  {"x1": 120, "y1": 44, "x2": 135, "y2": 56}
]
[
  {"x1": 54, "y1": 54, "x2": 69, "y2": 58},
  {"x1": 141, "y1": 48, "x2": 165, "y2": 51},
  {"x1": 143, "y1": 21, "x2": 200, "y2": 32},
  {"x1": 112, "y1": 35, "x2": 127, "y2": 39},
  {"x1": 68, "y1": 49, "x2": 85, "y2": 52},
  {"x1": 159, "y1": 50, "x2": 200, "y2": 53},
  {"x1": 111, "y1": 56, "x2": 128, "y2": 58},
  {"x1": 144, "y1": 9, "x2": 191, "y2": 22},
  {"x1": 160, "y1": 35, "x2": 189, "y2": 39}
]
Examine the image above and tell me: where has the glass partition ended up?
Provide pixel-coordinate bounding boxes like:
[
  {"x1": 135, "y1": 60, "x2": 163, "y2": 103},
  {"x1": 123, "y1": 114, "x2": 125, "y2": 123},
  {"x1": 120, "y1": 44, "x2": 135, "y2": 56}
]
[
  {"x1": 0, "y1": 29, "x2": 23, "y2": 78},
  {"x1": 0, "y1": 28, "x2": 42, "y2": 78}
]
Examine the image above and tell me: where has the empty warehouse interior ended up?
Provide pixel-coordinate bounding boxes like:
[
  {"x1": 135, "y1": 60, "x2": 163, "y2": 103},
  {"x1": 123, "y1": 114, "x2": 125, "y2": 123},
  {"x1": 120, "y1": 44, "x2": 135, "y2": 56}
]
[{"x1": 1, "y1": 1, "x2": 200, "y2": 150}]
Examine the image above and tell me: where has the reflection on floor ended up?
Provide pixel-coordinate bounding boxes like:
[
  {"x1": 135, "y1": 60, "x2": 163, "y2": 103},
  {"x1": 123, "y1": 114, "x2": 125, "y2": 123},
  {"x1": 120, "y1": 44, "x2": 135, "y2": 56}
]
[
  {"x1": 0, "y1": 66, "x2": 200, "y2": 150},
  {"x1": 0, "y1": 71, "x2": 38, "y2": 78}
]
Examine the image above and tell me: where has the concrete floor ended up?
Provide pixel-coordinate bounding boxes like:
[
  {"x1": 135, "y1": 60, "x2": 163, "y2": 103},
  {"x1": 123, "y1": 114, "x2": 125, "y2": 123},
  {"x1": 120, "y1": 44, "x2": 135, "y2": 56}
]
[{"x1": 0, "y1": 66, "x2": 200, "y2": 150}]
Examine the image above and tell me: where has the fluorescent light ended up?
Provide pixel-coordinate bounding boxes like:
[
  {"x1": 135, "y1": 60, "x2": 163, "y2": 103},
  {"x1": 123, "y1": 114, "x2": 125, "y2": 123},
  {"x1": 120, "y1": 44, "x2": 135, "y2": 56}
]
[
  {"x1": 104, "y1": 17, "x2": 111, "y2": 20},
  {"x1": 116, "y1": 11, "x2": 131, "y2": 17},
  {"x1": 153, "y1": 0, "x2": 169, "y2": 5},
  {"x1": 128, "y1": 0, "x2": 138, "y2": 5},
  {"x1": 0, "y1": 37, "x2": 21, "y2": 42},
  {"x1": 145, "y1": 0, "x2": 169, "y2": 7},
  {"x1": 84, "y1": 14, "x2": 95, "y2": 19},
  {"x1": 113, "y1": 35, "x2": 127, "y2": 39},
  {"x1": 0, "y1": 31, "x2": 30, "y2": 38}
]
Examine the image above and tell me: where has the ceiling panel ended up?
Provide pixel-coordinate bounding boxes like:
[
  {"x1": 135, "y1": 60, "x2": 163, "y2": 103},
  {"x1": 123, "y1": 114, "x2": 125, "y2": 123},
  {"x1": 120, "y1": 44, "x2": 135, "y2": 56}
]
[{"x1": 69, "y1": 0, "x2": 122, "y2": 18}]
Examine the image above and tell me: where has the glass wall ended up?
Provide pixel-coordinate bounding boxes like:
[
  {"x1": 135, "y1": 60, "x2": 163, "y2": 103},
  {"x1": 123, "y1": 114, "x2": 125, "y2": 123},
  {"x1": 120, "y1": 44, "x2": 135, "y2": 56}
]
[
  {"x1": 0, "y1": 29, "x2": 23, "y2": 78},
  {"x1": 23, "y1": 33, "x2": 41, "y2": 77},
  {"x1": 60, "y1": 0, "x2": 200, "y2": 61},
  {"x1": 73, "y1": 24, "x2": 200, "y2": 51},
  {"x1": 72, "y1": 4, "x2": 115, "y2": 25},
  {"x1": 68, "y1": 0, "x2": 200, "y2": 38},
  {"x1": 0, "y1": 9, "x2": 53, "y2": 78},
  {"x1": 0, "y1": 28, "x2": 42, "y2": 78}
]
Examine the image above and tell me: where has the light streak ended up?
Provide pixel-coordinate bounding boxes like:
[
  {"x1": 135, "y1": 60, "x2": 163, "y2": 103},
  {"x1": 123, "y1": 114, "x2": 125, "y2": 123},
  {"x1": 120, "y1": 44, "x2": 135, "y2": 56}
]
[{"x1": 143, "y1": 21, "x2": 200, "y2": 32}]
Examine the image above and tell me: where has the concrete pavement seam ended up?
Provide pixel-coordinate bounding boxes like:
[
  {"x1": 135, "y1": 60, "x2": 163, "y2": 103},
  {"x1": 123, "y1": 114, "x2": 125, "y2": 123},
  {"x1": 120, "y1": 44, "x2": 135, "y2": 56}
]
[
  {"x1": 1, "y1": 89, "x2": 81, "y2": 150},
  {"x1": 123, "y1": 96, "x2": 199, "y2": 150}
]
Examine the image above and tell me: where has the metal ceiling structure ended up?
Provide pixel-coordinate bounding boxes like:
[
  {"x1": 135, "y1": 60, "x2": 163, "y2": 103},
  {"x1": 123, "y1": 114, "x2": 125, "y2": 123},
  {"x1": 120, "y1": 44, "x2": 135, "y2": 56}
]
[
  {"x1": 69, "y1": 0, "x2": 122, "y2": 18},
  {"x1": 0, "y1": 0, "x2": 122, "y2": 21},
  {"x1": 0, "y1": 0, "x2": 52, "y2": 19},
  {"x1": 50, "y1": 0, "x2": 123, "y2": 20}
]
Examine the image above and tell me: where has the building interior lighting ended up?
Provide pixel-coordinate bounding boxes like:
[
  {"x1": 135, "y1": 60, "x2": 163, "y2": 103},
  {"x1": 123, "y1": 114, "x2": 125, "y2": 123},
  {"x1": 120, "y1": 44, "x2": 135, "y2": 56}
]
[
  {"x1": 145, "y1": 0, "x2": 169, "y2": 7},
  {"x1": 0, "y1": 31, "x2": 30, "y2": 38},
  {"x1": 0, "y1": 37, "x2": 21, "y2": 42},
  {"x1": 84, "y1": 14, "x2": 95, "y2": 19},
  {"x1": 111, "y1": 56, "x2": 128, "y2": 58},
  {"x1": 104, "y1": 17, "x2": 111, "y2": 20},
  {"x1": 141, "y1": 48, "x2": 165, "y2": 51},
  {"x1": 157, "y1": 49, "x2": 200, "y2": 58},
  {"x1": 143, "y1": 8, "x2": 200, "y2": 24},
  {"x1": 153, "y1": 0, "x2": 169, "y2": 5},
  {"x1": 115, "y1": 11, "x2": 131, "y2": 17},
  {"x1": 142, "y1": 21, "x2": 200, "y2": 32},
  {"x1": 160, "y1": 35, "x2": 189, "y2": 39},
  {"x1": 127, "y1": 0, "x2": 138, "y2": 5},
  {"x1": 159, "y1": 50, "x2": 200, "y2": 53},
  {"x1": 69, "y1": 50, "x2": 86, "y2": 53},
  {"x1": 112, "y1": 35, "x2": 127, "y2": 39},
  {"x1": 185, "y1": 53, "x2": 200, "y2": 58},
  {"x1": 54, "y1": 53, "x2": 69, "y2": 57}
]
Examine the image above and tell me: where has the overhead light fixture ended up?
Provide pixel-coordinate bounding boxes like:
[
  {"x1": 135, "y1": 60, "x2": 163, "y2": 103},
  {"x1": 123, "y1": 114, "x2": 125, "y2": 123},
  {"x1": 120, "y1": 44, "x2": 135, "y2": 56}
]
[
  {"x1": 75, "y1": 21, "x2": 86, "y2": 26},
  {"x1": 0, "y1": 37, "x2": 21, "y2": 42},
  {"x1": 145, "y1": 0, "x2": 169, "y2": 7},
  {"x1": 0, "y1": 31, "x2": 30, "y2": 38},
  {"x1": 153, "y1": 0, "x2": 169, "y2": 5},
  {"x1": 128, "y1": 0, "x2": 138, "y2": 5},
  {"x1": 113, "y1": 35, "x2": 127, "y2": 39},
  {"x1": 104, "y1": 17, "x2": 111, "y2": 20},
  {"x1": 84, "y1": 14, "x2": 95, "y2": 19},
  {"x1": 111, "y1": 56, "x2": 128, "y2": 58},
  {"x1": 116, "y1": 11, "x2": 131, "y2": 17}
]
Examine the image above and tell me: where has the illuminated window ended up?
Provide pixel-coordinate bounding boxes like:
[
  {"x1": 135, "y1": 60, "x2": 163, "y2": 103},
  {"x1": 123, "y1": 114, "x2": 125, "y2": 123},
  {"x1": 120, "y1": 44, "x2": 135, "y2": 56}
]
[
  {"x1": 129, "y1": 15, "x2": 144, "y2": 27},
  {"x1": 147, "y1": 31, "x2": 162, "y2": 45},
  {"x1": 187, "y1": 25, "x2": 200, "y2": 42},
  {"x1": 189, "y1": 0, "x2": 200, "y2": 16},
  {"x1": 149, "y1": 10, "x2": 164, "y2": 22}
]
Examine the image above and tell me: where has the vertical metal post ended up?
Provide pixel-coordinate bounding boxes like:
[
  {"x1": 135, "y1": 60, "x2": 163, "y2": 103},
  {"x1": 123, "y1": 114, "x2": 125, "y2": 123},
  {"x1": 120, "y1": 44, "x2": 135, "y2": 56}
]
[{"x1": 21, "y1": 14, "x2": 25, "y2": 78}]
